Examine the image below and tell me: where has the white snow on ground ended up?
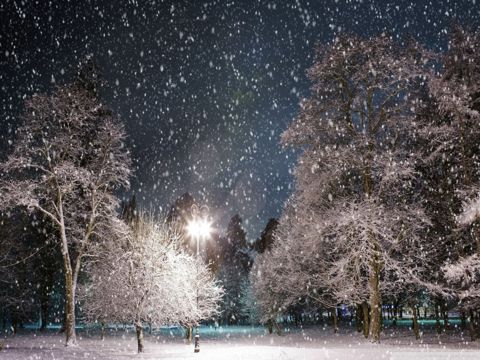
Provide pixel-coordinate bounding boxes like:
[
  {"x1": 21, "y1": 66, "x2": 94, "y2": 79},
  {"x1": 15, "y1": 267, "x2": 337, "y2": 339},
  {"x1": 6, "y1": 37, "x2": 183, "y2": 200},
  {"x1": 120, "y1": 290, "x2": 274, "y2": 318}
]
[{"x1": 1, "y1": 325, "x2": 480, "y2": 360}]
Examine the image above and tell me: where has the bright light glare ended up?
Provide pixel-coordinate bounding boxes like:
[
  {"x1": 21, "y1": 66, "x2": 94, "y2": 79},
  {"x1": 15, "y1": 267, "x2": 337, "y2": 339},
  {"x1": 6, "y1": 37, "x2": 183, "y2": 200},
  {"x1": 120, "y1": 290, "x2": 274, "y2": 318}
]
[{"x1": 186, "y1": 218, "x2": 212, "y2": 239}]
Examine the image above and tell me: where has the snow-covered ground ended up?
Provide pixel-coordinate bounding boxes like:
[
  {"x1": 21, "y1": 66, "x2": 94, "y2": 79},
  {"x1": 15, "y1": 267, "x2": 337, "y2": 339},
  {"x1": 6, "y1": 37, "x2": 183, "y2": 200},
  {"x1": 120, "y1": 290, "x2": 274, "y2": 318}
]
[{"x1": 1, "y1": 325, "x2": 480, "y2": 360}]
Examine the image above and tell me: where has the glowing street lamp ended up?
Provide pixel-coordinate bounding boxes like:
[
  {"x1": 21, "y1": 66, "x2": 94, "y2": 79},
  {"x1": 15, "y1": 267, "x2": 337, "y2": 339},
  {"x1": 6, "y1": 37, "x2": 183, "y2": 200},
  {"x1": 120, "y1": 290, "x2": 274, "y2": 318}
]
[
  {"x1": 186, "y1": 208, "x2": 212, "y2": 354},
  {"x1": 186, "y1": 217, "x2": 212, "y2": 256}
]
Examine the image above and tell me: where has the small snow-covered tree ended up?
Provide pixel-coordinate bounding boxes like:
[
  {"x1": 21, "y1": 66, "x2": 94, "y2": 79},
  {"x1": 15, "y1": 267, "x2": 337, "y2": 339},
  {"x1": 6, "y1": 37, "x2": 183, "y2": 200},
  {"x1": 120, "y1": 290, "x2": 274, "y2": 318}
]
[
  {"x1": 80, "y1": 214, "x2": 223, "y2": 353},
  {"x1": 252, "y1": 198, "x2": 367, "y2": 334},
  {"x1": 257, "y1": 33, "x2": 432, "y2": 342},
  {"x1": 0, "y1": 60, "x2": 131, "y2": 345}
]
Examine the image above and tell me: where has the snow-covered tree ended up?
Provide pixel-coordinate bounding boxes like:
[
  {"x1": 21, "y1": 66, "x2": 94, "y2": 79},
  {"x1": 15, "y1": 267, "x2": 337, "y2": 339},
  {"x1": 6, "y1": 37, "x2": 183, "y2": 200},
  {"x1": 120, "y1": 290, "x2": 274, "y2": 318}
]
[
  {"x1": 251, "y1": 200, "x2": 344, "y2": 334},
  {"x1": 255, "y1": 33, "x2": 432, "y2": 341},
  {"x1": 80, "y1": 214, "x2": 223, "y2": 353},
  {"x1": 424, "y1": 25, "x2": 480, "y2": 231},
  {"x1": 416, "y1": 26, "x2": 480, "y2": 339},
  {"x1": 0, "y1": 60, "x2": 131, "y2": 345}
]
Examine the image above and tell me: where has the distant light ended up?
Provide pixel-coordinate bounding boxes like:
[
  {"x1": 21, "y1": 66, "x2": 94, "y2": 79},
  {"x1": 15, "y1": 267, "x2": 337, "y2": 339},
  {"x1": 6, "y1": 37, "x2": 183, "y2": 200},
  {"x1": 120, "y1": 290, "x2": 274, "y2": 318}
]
[{"x1": 186, "y1": 217, "x2": 212, "y2": 239}]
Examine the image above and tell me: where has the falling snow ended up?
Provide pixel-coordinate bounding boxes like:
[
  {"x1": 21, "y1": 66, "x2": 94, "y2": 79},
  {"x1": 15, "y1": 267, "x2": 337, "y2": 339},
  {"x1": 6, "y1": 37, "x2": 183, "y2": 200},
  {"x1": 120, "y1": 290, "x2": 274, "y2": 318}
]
[{"x1": 1, "y1": 1, "x2": 480, "y2": 359}]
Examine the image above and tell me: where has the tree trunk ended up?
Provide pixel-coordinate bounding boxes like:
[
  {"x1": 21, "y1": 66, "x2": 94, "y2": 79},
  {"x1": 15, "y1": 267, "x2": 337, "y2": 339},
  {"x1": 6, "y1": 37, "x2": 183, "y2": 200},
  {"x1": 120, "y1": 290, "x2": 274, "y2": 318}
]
[
  {"x1": 441, "y1": 303, "x2": 449, "y2": 331},
  {"x1": 380, "y1": 304, "x2": 384, "y2": 331},
  {"x1": 369, "y1": 263, "x2": 381, "y2": 342},
  {"x1": 185, "y1": 326, "x2": 192, "y2": 342},
  {"x1": 267, "y1": 320, "x2": 273, "y2": 334},
  {"x1": 332, "y1": 308, "x2": 338, "y2": 334},
  {"x1": 135, "y1": 322, "x2": 144, "y2": 353},
  {"x1": 59, "y1": 199, "x2": 76, "y2": 346},
  {"x1": 434, "y1": 303, "x2": 441, "y2": 334},
  {"x1": 412, "y1": 305, "x2": 420, "y2": 340},
  {"x1": 64, "y1": 265, "x2": 76, "y2": 346},
  {"x1": 362, "y1": 122, "x2": 381, "y2": 342},
  {"x1": 468, "y1": 310, "x2": 476, "y2": 342},
  {"x1": 362, "y1": 301, "x2": 369, "y2": 338},
  {"x1": 40, "y1": 301, "x2": 48, "y2": 331},
  {"x1": 392, "y1": 303, "x2": 398, "y2": 327},
  {"x1": 461, "y1": 311, "x2": 467, "y2": 329},
  {"x1": 1, "y1": 310, "x2": 5, "y2": 331},
  {"x1": 12, "y1": 316, "x2": 17, "y2": 336},
  {"x1": 356, "y1": 304, "x2": 363, "y2": 333}
]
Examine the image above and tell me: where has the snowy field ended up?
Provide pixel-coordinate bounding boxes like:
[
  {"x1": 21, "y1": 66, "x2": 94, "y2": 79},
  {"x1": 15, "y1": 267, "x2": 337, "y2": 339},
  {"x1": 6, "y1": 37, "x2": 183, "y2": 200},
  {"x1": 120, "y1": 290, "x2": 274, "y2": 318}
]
[{"x1": 1, "y1": 325, "x2": 480, "y2": 360}]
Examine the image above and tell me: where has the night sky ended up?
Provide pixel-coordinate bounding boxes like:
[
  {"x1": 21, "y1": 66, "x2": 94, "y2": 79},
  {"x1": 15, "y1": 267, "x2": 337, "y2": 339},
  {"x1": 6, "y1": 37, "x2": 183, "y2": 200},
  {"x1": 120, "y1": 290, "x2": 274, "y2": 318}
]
[{"x1": 1, "y1": 0, "x2": 479, "y2": 240}]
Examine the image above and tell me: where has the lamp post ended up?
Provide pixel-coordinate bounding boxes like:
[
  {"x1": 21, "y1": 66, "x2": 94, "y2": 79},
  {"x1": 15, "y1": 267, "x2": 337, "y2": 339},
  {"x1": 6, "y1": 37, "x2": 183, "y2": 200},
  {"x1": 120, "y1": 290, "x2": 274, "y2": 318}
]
[{"x1": 186, "y1": 206, "x2": 212, "y2": 354}]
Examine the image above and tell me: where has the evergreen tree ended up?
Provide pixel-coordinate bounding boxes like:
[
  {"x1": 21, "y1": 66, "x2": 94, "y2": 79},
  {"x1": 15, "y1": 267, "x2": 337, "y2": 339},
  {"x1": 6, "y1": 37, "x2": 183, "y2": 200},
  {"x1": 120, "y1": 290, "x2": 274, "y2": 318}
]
[
  {"x1": 219, "y1": 214, "x2": 251, "y2": 324},
  {"x1": 253, "y1": 218, "x2": 278, "y2": 254}
]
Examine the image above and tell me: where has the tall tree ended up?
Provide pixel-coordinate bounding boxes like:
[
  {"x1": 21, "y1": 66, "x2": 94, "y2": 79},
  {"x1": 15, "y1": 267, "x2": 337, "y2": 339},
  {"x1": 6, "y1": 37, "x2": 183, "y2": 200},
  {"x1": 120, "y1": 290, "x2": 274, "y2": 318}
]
[
  {"x1": 0, "y1": 59, "x2": 131, "y2": 345},
  {"x1": 432, "y1": 26, "x2": 480, "y2": 338},
  {"x1": 263, "y1": 33, "x2": 432, "y2": 341}
]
